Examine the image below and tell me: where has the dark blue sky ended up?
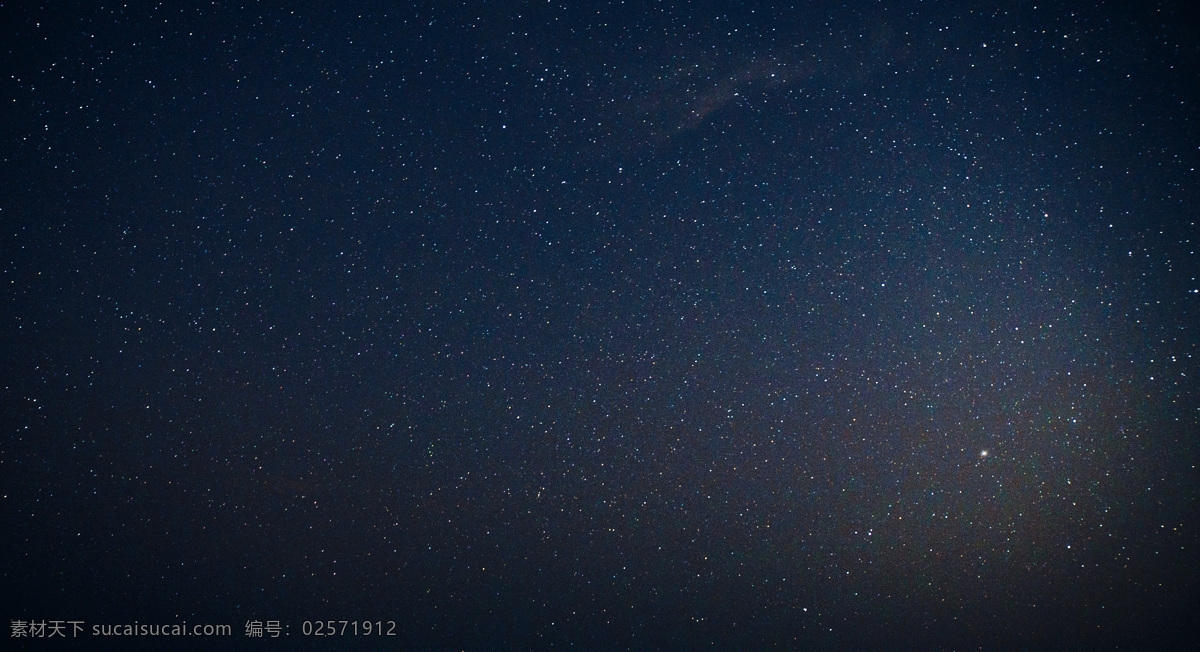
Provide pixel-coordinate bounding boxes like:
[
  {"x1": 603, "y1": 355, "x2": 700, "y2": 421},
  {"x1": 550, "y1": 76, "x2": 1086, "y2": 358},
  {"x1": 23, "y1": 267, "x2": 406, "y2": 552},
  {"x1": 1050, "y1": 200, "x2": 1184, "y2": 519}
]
[{"x1": 3, "y1": 1, "x2": 1198, "y2": 649}]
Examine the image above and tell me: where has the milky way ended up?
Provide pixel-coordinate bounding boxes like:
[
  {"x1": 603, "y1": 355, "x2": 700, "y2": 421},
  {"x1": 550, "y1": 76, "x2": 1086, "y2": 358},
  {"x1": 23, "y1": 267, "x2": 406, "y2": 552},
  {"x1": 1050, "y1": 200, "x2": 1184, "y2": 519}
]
[{"x1": 3, "y1": 2, "x2": 1197, "y2": 649}]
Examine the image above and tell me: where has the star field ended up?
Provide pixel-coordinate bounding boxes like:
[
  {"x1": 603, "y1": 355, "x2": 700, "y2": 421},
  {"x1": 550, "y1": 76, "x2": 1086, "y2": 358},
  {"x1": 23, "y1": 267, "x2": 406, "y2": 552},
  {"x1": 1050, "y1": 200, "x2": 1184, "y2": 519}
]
[{"x1": 3, "y1": 2, "x2": 1198, "y2": 649}]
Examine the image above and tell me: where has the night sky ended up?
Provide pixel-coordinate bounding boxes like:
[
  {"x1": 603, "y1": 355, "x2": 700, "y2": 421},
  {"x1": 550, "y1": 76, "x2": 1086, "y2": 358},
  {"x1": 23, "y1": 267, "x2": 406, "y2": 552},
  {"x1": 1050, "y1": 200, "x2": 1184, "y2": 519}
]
[{"x1": 3, "y1": 1, "x2": 1199, "y2": 649}]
